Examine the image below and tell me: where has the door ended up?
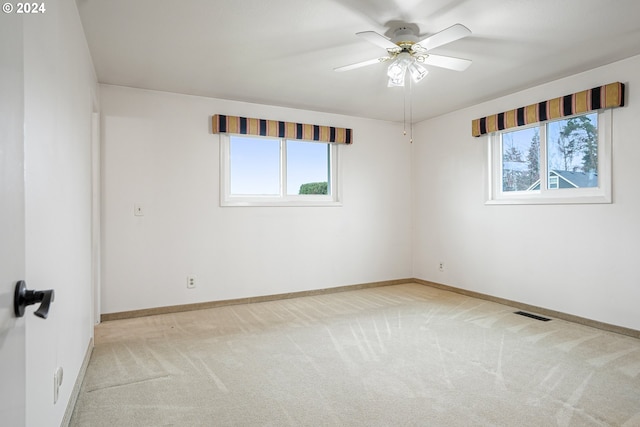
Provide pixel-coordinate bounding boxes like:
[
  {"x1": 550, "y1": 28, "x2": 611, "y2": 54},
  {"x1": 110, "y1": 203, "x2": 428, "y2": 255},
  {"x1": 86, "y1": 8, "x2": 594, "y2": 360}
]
[{"x1": 0, "y1": 13, "x2": 26, "y2": 426}]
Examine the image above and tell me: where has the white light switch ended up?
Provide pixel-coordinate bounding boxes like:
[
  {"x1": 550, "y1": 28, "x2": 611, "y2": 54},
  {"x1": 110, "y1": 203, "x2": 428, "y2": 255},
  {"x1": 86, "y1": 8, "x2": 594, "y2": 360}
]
[{"x1": 134, "y1": 204, "x2": 144, "y2": 216}]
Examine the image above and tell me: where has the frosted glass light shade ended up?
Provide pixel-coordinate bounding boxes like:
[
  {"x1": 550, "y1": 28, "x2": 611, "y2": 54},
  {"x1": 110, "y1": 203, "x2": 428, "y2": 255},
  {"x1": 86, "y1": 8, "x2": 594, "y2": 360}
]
[{"x1": 408, "y1": 62, "x2": 428, "y2": 83}]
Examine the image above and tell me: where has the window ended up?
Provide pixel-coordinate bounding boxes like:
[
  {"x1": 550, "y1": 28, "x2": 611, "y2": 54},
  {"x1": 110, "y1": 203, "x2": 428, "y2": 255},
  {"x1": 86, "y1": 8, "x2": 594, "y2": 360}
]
[
  {"x1": 220, "y1": 134, "x2": 340, "y2": 206},
  {"x1": 487, "y1": 110, "x2": 611, "y2": 204}
]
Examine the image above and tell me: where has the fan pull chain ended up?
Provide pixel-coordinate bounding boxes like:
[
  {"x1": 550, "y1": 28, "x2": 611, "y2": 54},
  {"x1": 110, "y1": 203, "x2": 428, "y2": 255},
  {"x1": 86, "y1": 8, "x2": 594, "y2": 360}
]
[
  {"x1": 409, "y1": 79, "x2": 413, "y2": 143},
  {"x1": 403, "y1": 83, "x2": 407, "y2": 136},
  {"x1": 401, "y1": 78, "x2": 413, "y2": 143}
]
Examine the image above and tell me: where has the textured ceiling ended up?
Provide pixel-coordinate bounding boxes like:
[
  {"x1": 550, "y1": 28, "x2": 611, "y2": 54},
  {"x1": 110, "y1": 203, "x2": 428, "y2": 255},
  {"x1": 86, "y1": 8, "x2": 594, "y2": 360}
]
[{"x1": 77, "y1": 0, "x2": 640, "y2": 123}]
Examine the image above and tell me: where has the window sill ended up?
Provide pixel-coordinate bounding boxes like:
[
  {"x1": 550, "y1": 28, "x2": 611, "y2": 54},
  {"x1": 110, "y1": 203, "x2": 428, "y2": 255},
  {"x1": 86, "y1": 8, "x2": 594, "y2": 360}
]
[
  {"x1": 486, "y1": 193, "x2": 611, "y2": 205},
  {"x1": 221, "y1": 198, "x2": 343, "y2": 207}
]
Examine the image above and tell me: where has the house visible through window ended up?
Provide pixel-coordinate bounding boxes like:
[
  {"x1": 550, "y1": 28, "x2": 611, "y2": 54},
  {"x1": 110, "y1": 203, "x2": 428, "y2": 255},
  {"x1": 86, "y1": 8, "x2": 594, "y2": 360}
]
[
  {"x1": 488, "y1": 110, "x2": 611, "y2": 204},
  {"x1": 220, "y1": 134, "x2": 340, "y2": 206}
]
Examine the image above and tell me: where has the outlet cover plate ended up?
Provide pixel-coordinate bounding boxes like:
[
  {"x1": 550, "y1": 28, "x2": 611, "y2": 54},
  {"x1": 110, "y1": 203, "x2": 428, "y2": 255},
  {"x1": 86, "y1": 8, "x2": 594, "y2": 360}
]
[{"x1": 187, "y1": 276, "x2": 196, "y2": 289}]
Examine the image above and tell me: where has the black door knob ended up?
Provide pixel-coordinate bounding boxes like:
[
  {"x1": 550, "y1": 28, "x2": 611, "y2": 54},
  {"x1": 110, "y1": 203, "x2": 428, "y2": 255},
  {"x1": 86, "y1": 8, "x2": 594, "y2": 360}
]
[{"x1": 14, "y1": 280, "x2": 55, "y2": 319}]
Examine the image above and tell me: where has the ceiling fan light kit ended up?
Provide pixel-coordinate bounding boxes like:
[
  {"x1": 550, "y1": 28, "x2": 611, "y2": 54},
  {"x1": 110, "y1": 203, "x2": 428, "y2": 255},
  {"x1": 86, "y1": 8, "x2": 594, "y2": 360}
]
[
  {"x1": 387, "y1": 55, "x2": 428, "y2": 87},
  {"x1": 335, "y1": 23, "x2": 472, "y2": 87}
]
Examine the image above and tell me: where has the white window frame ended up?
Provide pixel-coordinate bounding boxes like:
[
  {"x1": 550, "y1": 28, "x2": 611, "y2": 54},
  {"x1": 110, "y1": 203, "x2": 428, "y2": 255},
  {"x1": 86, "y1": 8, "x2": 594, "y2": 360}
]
[
  {"x1": 220, "y1": 134, "x2": 342, "y2": 207},
  {"x1": 486, "y1": 109, "x2": 612, "y2": 205}
]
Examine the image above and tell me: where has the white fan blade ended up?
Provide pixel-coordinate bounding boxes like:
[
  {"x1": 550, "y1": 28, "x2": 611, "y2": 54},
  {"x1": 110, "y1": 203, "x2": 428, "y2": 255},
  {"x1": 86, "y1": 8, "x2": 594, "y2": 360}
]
[
  {"x1": 416, "y1": 23, "x2": 471, "y2": 51},
  {"x1": 421, "y1": 54, "x2": 472, "y2": 71},
  {"x1": 334, "y1": 57, "x2": 389, "y2": 72},
  {"x1": 356, "y1": 31, "x2": 399, "y2": 50}
]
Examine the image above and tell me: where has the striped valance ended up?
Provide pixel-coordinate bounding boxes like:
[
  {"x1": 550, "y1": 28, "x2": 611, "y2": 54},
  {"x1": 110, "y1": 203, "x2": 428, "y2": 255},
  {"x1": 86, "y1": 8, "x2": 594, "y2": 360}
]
[
  {"x1": 212, "y1": 114, "x2": 353, "y2": 144},
  {"x1": 472, "y1": 82, "x2": 625, "y2": 137}
]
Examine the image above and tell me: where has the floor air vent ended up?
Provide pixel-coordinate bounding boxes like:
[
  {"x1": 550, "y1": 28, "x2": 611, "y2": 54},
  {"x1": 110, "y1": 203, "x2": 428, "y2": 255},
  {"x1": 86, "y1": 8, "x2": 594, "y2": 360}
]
[{"x1": 514, "y1": 311, "x2": 551, "y2": 322}]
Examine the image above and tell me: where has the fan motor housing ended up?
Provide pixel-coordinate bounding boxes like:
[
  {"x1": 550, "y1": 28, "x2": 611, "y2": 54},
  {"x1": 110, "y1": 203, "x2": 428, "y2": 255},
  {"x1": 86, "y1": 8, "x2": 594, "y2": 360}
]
[{"x1": 392, "y1": 27, "x2": 418, "y2": 48}]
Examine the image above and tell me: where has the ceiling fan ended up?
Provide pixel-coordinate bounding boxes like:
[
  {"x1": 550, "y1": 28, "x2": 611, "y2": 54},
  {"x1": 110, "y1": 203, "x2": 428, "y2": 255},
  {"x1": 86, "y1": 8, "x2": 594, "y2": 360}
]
[{"x1": 335, "y1": 24, "x2": 472, "y2": 87}]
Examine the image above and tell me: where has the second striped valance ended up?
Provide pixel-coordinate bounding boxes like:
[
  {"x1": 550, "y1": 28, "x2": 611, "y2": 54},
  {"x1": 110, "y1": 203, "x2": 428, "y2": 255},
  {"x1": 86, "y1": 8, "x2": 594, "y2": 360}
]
[
  {"x1": 212, "y1": 114, "x2": 353, "y2": 144},
  {"x1": 471, "y1": 82, "x2": 625, "y2": 137}
]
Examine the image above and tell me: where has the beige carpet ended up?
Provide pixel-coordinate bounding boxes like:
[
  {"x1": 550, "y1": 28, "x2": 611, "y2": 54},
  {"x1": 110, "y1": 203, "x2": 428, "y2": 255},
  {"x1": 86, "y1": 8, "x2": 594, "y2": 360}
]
[{"x1": 70, "y1": 283, "x2": 640, "y2": 426}]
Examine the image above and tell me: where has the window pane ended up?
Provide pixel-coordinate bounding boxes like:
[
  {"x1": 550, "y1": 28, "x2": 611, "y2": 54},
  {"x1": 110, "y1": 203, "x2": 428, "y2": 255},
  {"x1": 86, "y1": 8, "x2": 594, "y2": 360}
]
[
  {"x1": 230, "y1": 136, "x2": 280, "y2": 195},
  {"x1": 546, "y1": 113, "x2": 598, "y2": 189},
  {"x1": 501, "y1": 127, "x2": 540, "y2": 192},
  {"x1": 286, "y1": 140, "x2": 329, "y2": 195}
]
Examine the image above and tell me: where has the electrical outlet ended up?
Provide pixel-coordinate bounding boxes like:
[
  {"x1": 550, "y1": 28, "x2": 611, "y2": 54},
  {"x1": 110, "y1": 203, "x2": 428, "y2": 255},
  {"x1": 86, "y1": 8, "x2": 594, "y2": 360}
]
[
  {"x1": 439, "y1": 262, "x2": 444, "y2": 272},
  {"x1": 134, "y1": 204, "x2": 144, "y2": 216},
  {"x1": 187, "y1": 275, "x2": 196, "y2": 289}
]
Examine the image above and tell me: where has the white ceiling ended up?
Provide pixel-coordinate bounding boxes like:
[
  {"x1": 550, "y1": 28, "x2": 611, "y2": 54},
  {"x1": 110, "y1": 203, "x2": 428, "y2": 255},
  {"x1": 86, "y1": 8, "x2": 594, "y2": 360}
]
[{"x1": 77, "y1": 0, "x2": 640, "y2": 123}]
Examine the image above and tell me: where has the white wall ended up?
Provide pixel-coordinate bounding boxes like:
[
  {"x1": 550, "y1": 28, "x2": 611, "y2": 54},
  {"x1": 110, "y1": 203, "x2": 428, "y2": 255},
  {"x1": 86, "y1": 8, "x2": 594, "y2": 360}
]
[
  {"x1": 23, "y1": 0, "x2": 97, "y2": 425},
  {"x1": 413, "y1": 55, "x2": 640, "y2": 331},
  {"x1": 100, "y1": 85, "x2": 412, "y2": 314}
]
